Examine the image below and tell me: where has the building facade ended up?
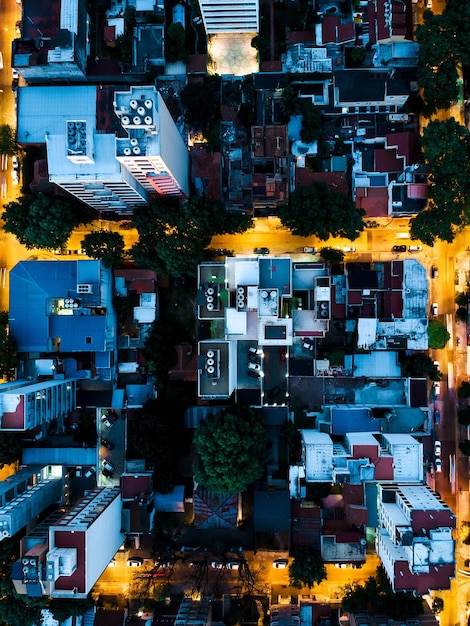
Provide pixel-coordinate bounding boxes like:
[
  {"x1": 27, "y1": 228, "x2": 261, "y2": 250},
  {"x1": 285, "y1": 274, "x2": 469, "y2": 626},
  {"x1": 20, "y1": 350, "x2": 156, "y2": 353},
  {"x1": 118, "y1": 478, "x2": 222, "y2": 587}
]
[{"x1": 198, "y1": 0, "x2": 259, "y2": 33}]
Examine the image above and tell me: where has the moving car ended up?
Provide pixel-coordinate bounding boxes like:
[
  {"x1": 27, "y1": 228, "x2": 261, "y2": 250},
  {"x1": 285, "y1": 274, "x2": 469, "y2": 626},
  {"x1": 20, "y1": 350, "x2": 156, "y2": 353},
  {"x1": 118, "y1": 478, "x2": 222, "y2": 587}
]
[
  {"x1": 392, "y1": 245, "x2": 407, "y2": 253},
  {"x1": 272, "y1": 559, "x2": 288, "y2": 569},
  {"x1": 434, "y1": 441, "x2": 441, "y2": 457},
  {"x1": 253, "y1": 247, "x2": 269, "y2": 255}
]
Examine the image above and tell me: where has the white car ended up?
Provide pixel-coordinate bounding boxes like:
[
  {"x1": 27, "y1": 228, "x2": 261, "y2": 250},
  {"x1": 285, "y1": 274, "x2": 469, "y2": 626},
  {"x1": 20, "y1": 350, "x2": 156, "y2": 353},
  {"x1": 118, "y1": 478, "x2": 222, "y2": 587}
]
[
  {"x1": 210, "y1": 561, "x2": 224, "y2": 569},
  {"x1": 11, "y1": 170, "x2": 19, "y2": 185},
  {"x1": 343, "y1": 246, "x2": 356, "y2": 253},
  {"x1": 102, "y1": 459, "x2": 114, "y2": 472},
  {"x1": 272, "y1": 559, "x2": 288, "y2": 569},
  {"x1": 431, "y1": 303, "x2": 438, "y2": 316},
  {"x1": 226, "y1": 561, "x2": 240, "y2": 570},
  {"x1": 435, "y1": 458, "x2": 442, "y2": 472},
  {"x1": 434, "y1": 441, "x2": 441, "y2": 458},
  {"x1": 303, "y1": 247, "x2": 318, "y2": 254},
  {"x1": 102, "y1": 415, "x2": 113, "y2": 428},
  {"x1": 11, "y1": 156, "x2": 19, "y2": 170},
  {"x1": 12, "y1": 68, "x2": 19, "y2": 80},
  {"x1": 127, "y1": 557, "x2": 143, "y2": 567},
  {"x1": 247, "y1": 361, "x2": 261, "y2": 372}
]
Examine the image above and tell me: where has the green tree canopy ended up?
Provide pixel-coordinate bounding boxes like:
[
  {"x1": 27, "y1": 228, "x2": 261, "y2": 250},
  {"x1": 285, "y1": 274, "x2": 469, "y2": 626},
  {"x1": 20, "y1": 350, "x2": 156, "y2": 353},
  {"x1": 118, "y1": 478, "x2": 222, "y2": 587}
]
[
  {"x1": 0, "y1": 432, "x2": 22, "y2": 468},
  {"x1": 0, "y1": 311, "x2": 17, "y2": 382},
  {"x1": 48, "y1": 597, "x2": 95, "y2": 622},
  {"x1": 299, "y1": 100, "x2": 322, "y2": 144},
  {"x1": 402, "y1": 353, "x2": 441, "y2": 380},
  {"x1": 457, "y1": 381, "x2": 470, "y2": 398},
  {"x1": 456, "y1": 292, "x2": 468, "y2": 306},
  {"x1": 341, "y1": 568, "x2": 423, "y2": 619},
  {"x1": 2, "y1": 193, "x2": 94, "y2": 250},
  {"x1": 81, "y1": 230, "x2": 126, "y2": 268},
  {"x1": 459, "y1": 440, "x2": 470, "y2": 456},
  {"x1": 458, "y1": 409, "x2": 470, "y2": 425},
  {"x1": 0, "y1": 125, "x2": 18, "y2": 157},
  {"x1": 410, "y1": 119, "x2": 470, "y2": 245},
  {"x1": 131, "y1": 196, "x2": 252, "y2": 276},
  {"x1": 427, "y1": 320, "x2": 450, "y2": 349},
  {"x1": 193, "y1": 406, "x2": 268, "y2": 493},
  {"x1": 180, "y1": 79, "x2": 220, "y2": 132},
  {"x1": 279, "y1": 182, "x2": 365, "y2": 240},
  {"x1": 288, "y1": 547, "x2": 327, "y2": 589},
  {"x1": 319, "y1": 247, "x2": 345, "y2": 263},
  {"x1": 165, "y1": 23, "x2": 188, "y2": 63}
]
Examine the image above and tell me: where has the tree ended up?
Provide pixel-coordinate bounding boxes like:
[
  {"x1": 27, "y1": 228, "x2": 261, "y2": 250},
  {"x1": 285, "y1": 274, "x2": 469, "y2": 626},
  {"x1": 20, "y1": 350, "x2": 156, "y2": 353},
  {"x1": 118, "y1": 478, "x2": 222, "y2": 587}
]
[
  {"x1": 427, "y1": 319, "x2": 450, "y2": 349},
  {"x1": 459, "y1": 440, "x2": 470, "y2": 456},
  {"x1": 131, "y1": 196, "x2": 252, "y2": 276},
  {"x1": 457, "y1": 381, "x2": 470, "y2": 398},
  {"x1": 456, "y1": 307, "x2": 468, "y2": 322},
  {"x1": 402, "y1": 353, "x2": 441, "y2": 380},
  {"x1": 81, "y1": 230, "x2": 126, "y2": 268},
  {"x1": 0, "y1": 125, "x2": 18, "y2": 156},
  {"x1": 299, "y1": 100, "x2": 322, "y2": 144},
  {"x1": 0, "y1": 432, "x2": 22, "y2": 467},
  {"x1": 2, "y1": 193, "x2": 94, "y2": 250},
  {"x1": 288, "y1": 546, "x2": 327, "y2": 589},
  {"x1": 279, "y1": 182, "x2": 365, "y2": 240},
  {"x1": 48, "y1": 597, "x2": 95, "y2": 622},
  {"x1": 193, "y1": 406, "x2": 268, "y2": 493},
  {"x1": 456, "y1": 292, "x2": 468, "y2": 306},
  {"x1": 347, "y1": 47, "x2": 366, "y2": 67},
  {"x1": 165, "y1": 23, "x2": 188, "y2": 63},
  {"x1": 341, "y1": 568, "x2": 423, "y2": 619},
  {"x1": 0, "y1": 312, "x2": 17, "y2": 382},
  {"x1": 431, "y1": 597, "x2": 444, "y2": 615},
  {"x1": 319, "y1": 247, "x2": 345, "y2": 263},
  {"x1": 180, "y1": 79, "x2": 220, "y2": 132},
  {"x1": 458, "y1": 409, "x2": 470, "y2": 425}
]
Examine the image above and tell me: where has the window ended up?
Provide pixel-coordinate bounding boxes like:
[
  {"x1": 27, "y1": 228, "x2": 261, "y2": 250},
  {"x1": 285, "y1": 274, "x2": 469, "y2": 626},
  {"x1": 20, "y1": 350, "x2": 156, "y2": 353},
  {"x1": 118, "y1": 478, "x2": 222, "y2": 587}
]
[{"x1": 85, "y1": 336, "x2": 92, "y2": 344}]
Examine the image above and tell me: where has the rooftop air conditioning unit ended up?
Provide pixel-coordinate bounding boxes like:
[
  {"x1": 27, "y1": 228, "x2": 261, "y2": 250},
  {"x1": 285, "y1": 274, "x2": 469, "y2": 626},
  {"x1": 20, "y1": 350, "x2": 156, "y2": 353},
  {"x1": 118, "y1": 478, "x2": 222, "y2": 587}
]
[
  {"x1": 144, "y1": 99, "x2": 153, "y2": 109},
  {"x1": 137, "y1": 106, "x2": 145, "y2": 116},
  {"x1": 133, "y1": 116, "x2": 141, "y2": 125},
  {"x1": 77, "y1": 284, "x2": 93, "y2": 294},
  {"x1": 124, "y1": 147, "x2": 132, "y2": 156},
  {"x1": 132, "y1": 146, "x2": 141, "y2": 155},
  {"x1": 122, "y1": 116, "x2": 130, "y2": 125},
  {"x1": 130, "y1": 138, "x2": 138, "y2": 146},
  {"x1": 130, "y1": 99, "x2": 138, "y2": 109},
  {"x1": 207, "y1": 303, "x2": 214, "y2": 311},
  {"x1": 144, "y1": 116, "x2": 153, "y2": 125}
]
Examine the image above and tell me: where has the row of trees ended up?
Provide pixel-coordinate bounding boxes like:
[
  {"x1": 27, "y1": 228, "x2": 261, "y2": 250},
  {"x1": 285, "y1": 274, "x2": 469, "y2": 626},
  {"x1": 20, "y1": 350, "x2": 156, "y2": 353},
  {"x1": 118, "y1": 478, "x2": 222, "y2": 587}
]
[
  {"x1": 409, "y1": 119, "x2": 470, "y2": 246},
  {"x1": 416, "y1": 0, "x2": 469, "y2": 116}
]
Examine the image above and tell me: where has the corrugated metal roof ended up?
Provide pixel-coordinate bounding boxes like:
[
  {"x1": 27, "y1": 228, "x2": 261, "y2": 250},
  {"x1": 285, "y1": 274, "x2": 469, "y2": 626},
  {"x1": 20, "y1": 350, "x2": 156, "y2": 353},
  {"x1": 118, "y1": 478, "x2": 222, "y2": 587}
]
[{"x1": 22, "y1": 447, "x2": 96, "y2": 465}]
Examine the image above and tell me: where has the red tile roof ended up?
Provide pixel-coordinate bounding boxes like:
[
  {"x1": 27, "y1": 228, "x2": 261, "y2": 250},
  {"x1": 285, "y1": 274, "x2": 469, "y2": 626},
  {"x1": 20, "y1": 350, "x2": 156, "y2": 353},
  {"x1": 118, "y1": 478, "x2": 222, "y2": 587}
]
[
  {"x1": 1, "y1": 394, "x2": 25, "y2": 429},
  {"x1": 356, "y1": 187, "x2": 389, "y2": 217},
  {"x1": 53, "y1": 530, "x2": 86, "y2": 593},
  {"x1": 322, "y1": 16, "x2": 355, "y2": 44},
  {"x1": 120, "y1": 474, "x2": 152, "y2": 500},
  {"x1": 287, "y1": 31, "x2": 316, "y2": 44}
]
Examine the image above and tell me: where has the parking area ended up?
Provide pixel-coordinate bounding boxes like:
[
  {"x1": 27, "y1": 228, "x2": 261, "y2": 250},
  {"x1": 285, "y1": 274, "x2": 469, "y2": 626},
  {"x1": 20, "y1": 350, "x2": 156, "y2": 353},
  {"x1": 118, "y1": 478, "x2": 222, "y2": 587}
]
[{"x1": 98, "y1": 408, "x2": 125, "y2": 486}]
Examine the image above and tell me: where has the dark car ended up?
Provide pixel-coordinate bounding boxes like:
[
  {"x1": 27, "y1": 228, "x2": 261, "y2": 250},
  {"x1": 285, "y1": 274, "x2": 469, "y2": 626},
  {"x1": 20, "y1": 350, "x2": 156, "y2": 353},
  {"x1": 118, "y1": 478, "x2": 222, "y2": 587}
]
[
  {"x1": 268, "y1": 386, "x2": 281, "y2": 402},
  {"x1": 248, "y1": 354, "x2": 261, "y2": 364},
  {"x1": 248, "y1": 370, "x2": 261, "y2": 379},
  {"x1": 105, "y1": 409, "x2": 118, "y2": 421},
  {"x1": 101, "y1": 438, "x2": 115, "y2": 450},
  {"x1": 253, "y1": 247, "x2": 269, "y2": 255},
  {"x1": 434, "y1": 409, "x2": 441, "y2": 425},
  {"x1": 392, "y1": 245, "x2": 407, "y2": 253},
  {"x1": 102, "y1": 468, "x2": 114, "y2": 479}
]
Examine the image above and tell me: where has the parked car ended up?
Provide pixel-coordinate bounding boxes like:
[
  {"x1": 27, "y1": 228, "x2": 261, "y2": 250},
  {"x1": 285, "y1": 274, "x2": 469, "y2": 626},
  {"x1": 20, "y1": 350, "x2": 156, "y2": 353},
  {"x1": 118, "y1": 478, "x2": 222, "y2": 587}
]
[
  {"x1": 12, "y1": 68, "x2": 19, "y2": 80},
  {"x1": 102, "y1": 459, "x2": 114, "y2": 472},
  {"x1": 248, "y1": 346, "x2": 263, "y2": 356},
  {"x1": 434, "y1": 409, "x2": 441, "y2": 425},
  {"x1": 392, "y1": 245, "x2": 407, "y2": 253},
  {"x1": 272, "y1": 559, "x2": 288, "y2": 569},
  {"x1": 343, "y1": 246, "x2": 356, "y2": 253},
  {"x1": 248, "y1": 354, "x2": 261, "y2": 365},
  {"x1": 433, "y1": 381, "x2": 441, "y2": 396},
  {"x1": 302, "y1": 340, "x2": 314, "y2": 351},
  {"x1": 408, "y1": 245, "x2": 422, "y2": 252},
  {"x1": 127, "y1": 557, "x2": 143, "y2": 567},
  {"x1": 435, "y1": 458, "x2": 442, "y2": 472},
  {"x1": 85, "y1": 467, "x2": 96, "y2": 479},
  {"x1": 434, "y1": 441, "x2": 442, "y2": 457},
  {"x1": 253, "y1": 247, "x2": 269, "y2": 255},
  {"x1": 280, "y1": 348, "x2": 287, "y2": 362},
  {"x1": 303, "y1": 247, "x2": 318, "y2": 253},
  {"x1": 75, "y1": 466, "x2": 82, "y2": 478},
  {"x1": 248, "y1": 370, "x2": 261, "y2": 379},
  {"x1": 11, "y1": 156, "x2": 19, "y2": 170},
  {"x1": 210, "y1": 561, "x2": 224, "y2": 569},
  {"x1": 11, "y1": 170, "x2": 19, "y2": 185},
  {"x1": 108, "y1": 559, "x2": 117, "y2": 567},
  {"x1": 431, "y1": 266, "x2": 438, "y2": 278},
  {"x1": 101, "y1": 438, "x2": 115, "y2": 450},
  {"x1": 431, "y1": 303, "x2": 438, "y2": 316},
  {"x1": 101, "y1": 416, "x2": 113, "y2": 428},
  {"x1": 226, "y1": 561, "x2": 240, "y2": 570},
  {"x1": 105, "y1": 409, "x2": 119, "y2": 421},
  {"x1": 247, "y1": 361, "x2": 261, "y2": 372},
  {"x1": 102, "y1": 468, "x2": 114, "y2": 479}
]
